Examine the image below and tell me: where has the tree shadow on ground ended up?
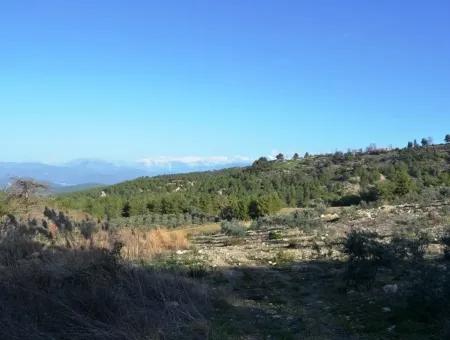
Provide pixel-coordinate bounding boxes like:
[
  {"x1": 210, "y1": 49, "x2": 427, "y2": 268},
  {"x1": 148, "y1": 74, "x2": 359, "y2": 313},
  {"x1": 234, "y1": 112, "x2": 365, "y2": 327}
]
[
  {"x1": 199, "y1": 243, "x2": 450, "y2": 340},
  {"x1": 0, "y1": 239, "x2": 210, "y2": 340},
  {"x1": 1, "y1": 230, "x2": 450, "y2": 339}
]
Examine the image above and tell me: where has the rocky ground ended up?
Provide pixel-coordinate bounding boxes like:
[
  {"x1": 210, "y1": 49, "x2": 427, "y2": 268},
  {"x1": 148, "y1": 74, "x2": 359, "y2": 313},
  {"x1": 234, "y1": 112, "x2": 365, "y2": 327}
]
[{"x1": 152, "y1": 202, "x2": 450, "y2": 339}]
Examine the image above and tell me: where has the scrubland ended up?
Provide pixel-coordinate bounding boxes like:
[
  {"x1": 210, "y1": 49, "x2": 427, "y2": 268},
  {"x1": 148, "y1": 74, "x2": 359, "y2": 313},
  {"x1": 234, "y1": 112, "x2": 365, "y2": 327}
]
[{"x1": 1, "y1": 200, "x2": 449, "y2": 339}]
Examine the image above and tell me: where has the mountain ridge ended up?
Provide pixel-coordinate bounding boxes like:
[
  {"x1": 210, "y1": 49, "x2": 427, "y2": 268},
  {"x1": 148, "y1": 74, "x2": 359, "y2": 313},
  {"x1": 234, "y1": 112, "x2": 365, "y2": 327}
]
[{"x1": 0, "y1": 158, "x2": 251, "y2": 189}]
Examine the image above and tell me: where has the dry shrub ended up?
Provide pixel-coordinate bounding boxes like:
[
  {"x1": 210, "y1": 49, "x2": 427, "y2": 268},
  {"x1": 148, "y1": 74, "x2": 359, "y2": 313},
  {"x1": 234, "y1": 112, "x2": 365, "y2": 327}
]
[
  {"x1": 118, "y1": 228, "x2": 189, "y2": 261},
  {"x1": 0, "y1": 242, "x2": 209, "y2": 340},
  {"x1": 0, "y1": 217, "x2": 208, "y2": 339}
]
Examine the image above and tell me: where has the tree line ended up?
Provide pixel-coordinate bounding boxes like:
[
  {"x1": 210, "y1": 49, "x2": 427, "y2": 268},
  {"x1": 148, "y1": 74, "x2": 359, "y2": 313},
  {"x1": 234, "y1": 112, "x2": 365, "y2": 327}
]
[{"x1": 54, "y1": 140, "x2": 450, "y2": 221}]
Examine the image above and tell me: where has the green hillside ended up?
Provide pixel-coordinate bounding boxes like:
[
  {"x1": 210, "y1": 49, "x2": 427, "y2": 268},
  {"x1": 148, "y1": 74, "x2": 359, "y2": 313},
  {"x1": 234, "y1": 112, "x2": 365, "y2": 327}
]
[{"x1": 56, "y1": 144, "x2": 450, "y2": 221}]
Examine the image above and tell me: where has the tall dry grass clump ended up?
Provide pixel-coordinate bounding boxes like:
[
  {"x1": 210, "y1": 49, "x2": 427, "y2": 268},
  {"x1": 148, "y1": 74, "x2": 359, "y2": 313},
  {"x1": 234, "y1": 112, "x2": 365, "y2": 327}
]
[
  {"x1": 0, "y1": 213, "x2": 209, "y2": 339},
  {"x1": 118, "y1": 228, "x2": 189, "y2": 261},
  {"x1": 37, "y1": 207, "x2": 190, "y2": 261}
]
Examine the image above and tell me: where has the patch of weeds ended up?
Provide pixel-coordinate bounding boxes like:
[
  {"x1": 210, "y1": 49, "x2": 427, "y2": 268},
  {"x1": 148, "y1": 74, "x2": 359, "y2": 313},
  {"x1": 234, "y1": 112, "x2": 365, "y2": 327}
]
[
  {"x1": 149, "y1": 254, "x2": 209, "y2": 278},
  {"x1": 272, "y1": 250, "x2": 295, "y2": 265},
  {"x1": 268, "y1": 230, "x2": 283, "y2": 240},
  {"x1": 253, "y1": 209, "x2": 324, "y2": 233}
]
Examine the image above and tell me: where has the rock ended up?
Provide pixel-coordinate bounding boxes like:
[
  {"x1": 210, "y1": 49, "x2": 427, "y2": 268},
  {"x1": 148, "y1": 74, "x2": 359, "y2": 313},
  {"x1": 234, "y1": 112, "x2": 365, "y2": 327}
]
[
  {"x1": 176, "y1": 250, "x2": 188, "y2": 255},
  {"x1": 383, "y1": 284, "x2": 398, "y2": 294},
  {"x1": 382, "y1": 307, "x2": 391, "y2": 313}
]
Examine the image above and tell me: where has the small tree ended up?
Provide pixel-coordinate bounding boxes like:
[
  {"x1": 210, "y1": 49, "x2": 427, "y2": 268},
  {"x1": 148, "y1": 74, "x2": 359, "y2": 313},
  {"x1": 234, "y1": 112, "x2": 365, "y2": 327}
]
[
  {"x1": 275, "y1": 153, "x2": 285, "y2": 161},
  {"x1": 7, "y1": 178, "x2": 48, "y2": 212},
  {"x1": 292, "y1": 153, "x2": 300, "y2": 160},
  {"x1": 407, "y1": 141, "x2": 414, "y2": 149},
  {"x1": 304, "y1": 152, "x2": 310, "y2": 158},
  {"x1": 393, "y1": 169, "x2": 414, "y2": 196},
  {"x1": 421, "y1": 138, "x2": 429, "y2": 147},
  {"x1": 121, "y1": 202, "x2": 131, "y2": 217},
  {"x1": 252, "y1": 157, "x2": 269, "y2": 168},
  {"x1": 445, "y1": 134, "x2": 450, "y2": 143},
  {"x1": 7, "y1": 178, "x2": 48, "y2": 201}
]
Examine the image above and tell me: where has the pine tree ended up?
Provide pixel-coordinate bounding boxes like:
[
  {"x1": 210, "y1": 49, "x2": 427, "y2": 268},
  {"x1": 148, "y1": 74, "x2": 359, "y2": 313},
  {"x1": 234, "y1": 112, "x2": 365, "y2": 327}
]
[{"x1": 276, "y1": 153, "x2": 285, "y2": 161}]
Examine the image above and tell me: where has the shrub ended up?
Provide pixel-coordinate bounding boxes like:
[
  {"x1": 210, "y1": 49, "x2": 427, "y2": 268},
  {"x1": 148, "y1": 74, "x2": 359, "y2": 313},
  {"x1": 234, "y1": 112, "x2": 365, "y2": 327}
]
[
  {"x1": 0, "y1": 214, "x2": 208, "y2": 339},
  {"x1": 442, "y1": 231, "x2": 450, "y2": 260},
  {"x1": 268, "y1": 231, "x2": 283, "y2": 240},
  {"x1": 220, "y1": 220, "x2": 246, "y2": 237},
  {"x1": 342, "y1": 230, "x2": 384, "y2": 262},
  {"x1": 342, "y1": 230, "x2": 387, "y2": 288},
  {"x1": 253, "y1": 209, "x2": 323, "y2": 232},
  {"x1": 0, "y1": 246, "x2": 209, "y2": 339}
]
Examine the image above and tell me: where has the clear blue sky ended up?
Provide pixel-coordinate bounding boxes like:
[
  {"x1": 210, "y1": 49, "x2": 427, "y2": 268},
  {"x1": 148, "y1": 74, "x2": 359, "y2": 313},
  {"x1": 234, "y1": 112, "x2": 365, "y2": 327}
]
[{"x1": 1, "y1": 0, "x2": 449, "y2": 163}]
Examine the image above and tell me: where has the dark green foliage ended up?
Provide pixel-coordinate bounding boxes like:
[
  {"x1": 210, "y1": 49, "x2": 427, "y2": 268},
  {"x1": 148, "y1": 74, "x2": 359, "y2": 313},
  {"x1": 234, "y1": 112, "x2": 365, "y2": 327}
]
[
  {"x1": 248, "y1": 194, "x2": 282, "y2": 219},
  {"x1": 252, "y1": 156, "x2": 270, "y2": 168},
  {"x1": 332, "y1": 194, "x2": 362, "y2": 207},
  {"x1": 275, "y1": 153, "x2": 285, "y2": 161},
  {"x1": 268, "y1": 231, "x2": 283, "y2": 240},
  {"x1": 343, "y1": 230, "x2": 384, "y2": 262},
  {"x1": 421, "y1": 138, "x2": 429, "y2": 147},
  {"x1": 342, "y1": 229, "x2": 433, "y2": 289},
  {"x1": 342, "y1": 230, "x2": 392, "y2": 288},
  {"x1": 220, "y1": 198, "x2": 248, "y2": 221},
  {"x1": 254, "y1": 209, "x2": 323, "y2": 232},
  {"x1": 56, "y1": 144, "x2": 450, "y2": 221},
  {"x1": 446, "y1": 134, "x2": 450, "y2": 143},
  {"x1": 392, "y1": 169, "x2": 414, "y2": 196},
  {"x1": 121, "y1": 202, "x2": 131, "y2": 217}
]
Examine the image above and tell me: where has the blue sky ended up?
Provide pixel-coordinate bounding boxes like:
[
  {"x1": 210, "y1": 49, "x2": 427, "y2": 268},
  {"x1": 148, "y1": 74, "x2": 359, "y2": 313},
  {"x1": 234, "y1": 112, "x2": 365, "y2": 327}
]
[{"x1": 1, "y1": 0, "x2": 449, "y2": 163}]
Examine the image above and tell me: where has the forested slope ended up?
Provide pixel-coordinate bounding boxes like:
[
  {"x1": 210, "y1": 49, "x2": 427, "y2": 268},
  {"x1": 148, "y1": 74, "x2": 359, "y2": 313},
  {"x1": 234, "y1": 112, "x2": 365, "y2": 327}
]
[{"x1": 56, "y1": 144, "x2": 450, "y2": 221}]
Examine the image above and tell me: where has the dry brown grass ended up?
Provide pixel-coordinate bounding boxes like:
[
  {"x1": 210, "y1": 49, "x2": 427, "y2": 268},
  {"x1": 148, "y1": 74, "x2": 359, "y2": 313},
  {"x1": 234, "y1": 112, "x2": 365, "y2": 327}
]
[
  {"x1": 117, "y1": 228, "x2": 189, "y2": 261},
  {"x1": 50, "y1": 227, "x2": 189, "y2": 262},
  {"x1": 0, "y1": 237, "x2": 209, "y2": 339}
]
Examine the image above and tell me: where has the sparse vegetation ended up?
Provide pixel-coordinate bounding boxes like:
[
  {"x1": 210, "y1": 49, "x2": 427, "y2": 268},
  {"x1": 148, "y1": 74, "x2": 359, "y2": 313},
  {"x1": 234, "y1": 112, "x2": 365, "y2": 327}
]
[{"x1": 1, "y1": 142, "x2": 450, "y2": 338}]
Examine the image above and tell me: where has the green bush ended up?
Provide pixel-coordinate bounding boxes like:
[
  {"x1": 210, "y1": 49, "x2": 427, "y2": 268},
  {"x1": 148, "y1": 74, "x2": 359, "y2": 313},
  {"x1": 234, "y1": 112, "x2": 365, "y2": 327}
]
[
  {"x1": 254, "y1": 209, "x2": 323, "y2": 232},
  {"x1": 220, "y1": 220, "x2": 246, "y2": 237}
]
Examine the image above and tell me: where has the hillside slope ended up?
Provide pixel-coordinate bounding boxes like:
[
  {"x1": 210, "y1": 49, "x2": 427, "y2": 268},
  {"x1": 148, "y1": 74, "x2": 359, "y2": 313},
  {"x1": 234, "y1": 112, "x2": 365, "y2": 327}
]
[{"x1": 56, "y1": 144, "x2": 450, "y2": 220}]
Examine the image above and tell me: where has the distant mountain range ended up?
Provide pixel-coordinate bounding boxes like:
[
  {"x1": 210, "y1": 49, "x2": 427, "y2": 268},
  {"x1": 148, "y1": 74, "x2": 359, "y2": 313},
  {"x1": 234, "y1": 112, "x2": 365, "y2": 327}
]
[{"x1": 0, "y1": 157, "x2": 251, "y2": 192}]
